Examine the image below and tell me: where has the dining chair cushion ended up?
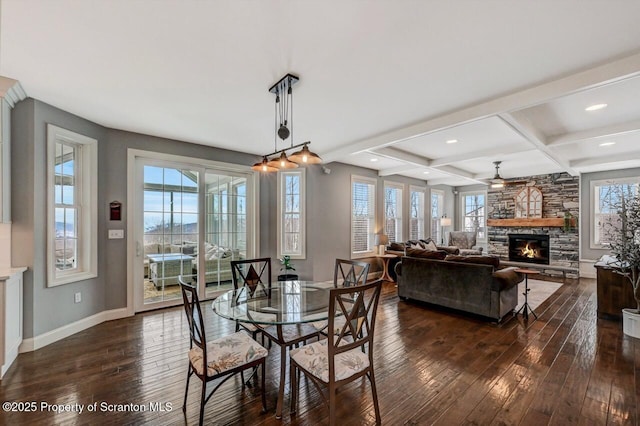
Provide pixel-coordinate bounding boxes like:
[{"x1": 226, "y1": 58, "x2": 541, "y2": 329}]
[
  {"x1": 310, "y1": 316, "x2": 347, "y2": 333},
  {"x1": 290, "y1": 338, "x2": 369, "y2": 383},
  {"x1": 188, "y1": 331, "x2": 268, "y2": 377}
]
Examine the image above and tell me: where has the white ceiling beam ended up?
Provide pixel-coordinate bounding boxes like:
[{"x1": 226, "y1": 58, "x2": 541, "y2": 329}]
[
  {"x1": 499, "y1": 112, "x2": 580, "y2": 176},
  {"x1": 372, "y1": 146, "x2": 487, "y2": 184},
  {"x1": 372, "y1": 147, "x2": 433, "y2": 168},
  {"x1": 428, "y1": 144, "x2": 536, "y2": 167},
  {"x1": 321, "y1": 51, "x2": 640, "y2": 163},
  {"x1": 377, "y1": 165, "x2": 425, "y2": 177},
  {"x1": 546, "y1": 119, "x2": 640, "y2": 146},
  {"x1": 427, "y1": 177, "x2": 485, "y2": 186},
  {"x1": 569, "y1": 151, "x2": 640, "y2": 168}
]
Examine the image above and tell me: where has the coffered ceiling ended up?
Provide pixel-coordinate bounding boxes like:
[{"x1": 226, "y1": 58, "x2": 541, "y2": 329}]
[{"x1": 2, "y1": 1, "x2": 640, "y2": 186}]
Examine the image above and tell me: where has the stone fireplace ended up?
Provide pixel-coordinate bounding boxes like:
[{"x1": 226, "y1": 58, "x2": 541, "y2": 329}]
[
  {"x1": 508, "y1": 233, "x2": 550, "y2": 265},
  {"x1": 486, "y1": 172, "x2": 579, "y2": 277}
]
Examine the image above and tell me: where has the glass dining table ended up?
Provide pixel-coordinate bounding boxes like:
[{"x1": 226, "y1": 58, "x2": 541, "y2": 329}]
[{"x1": 212, "y1": 280, "x2": 334, "y2": 418}]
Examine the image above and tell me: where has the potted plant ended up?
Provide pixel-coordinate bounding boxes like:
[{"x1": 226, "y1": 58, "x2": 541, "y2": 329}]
[
  {"x1": 277, "y1": 255, "x2": 298, "y2": 281},
  {"x1": 605, "y1": 188, "x2": 640, "y2": 337}
]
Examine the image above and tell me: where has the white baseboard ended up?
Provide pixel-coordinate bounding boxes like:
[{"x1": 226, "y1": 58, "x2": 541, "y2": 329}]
[
  {"x1": 19, "y1": 307, "x2": 132, "y2": 353},
  {"x1": 580, "y1": 259, "x2": 597, "y2": 279}
]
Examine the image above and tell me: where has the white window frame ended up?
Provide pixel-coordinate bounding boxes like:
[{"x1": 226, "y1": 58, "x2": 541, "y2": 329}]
[
  {"x1": 431, "y1": 189, "x2": 445, "y2": 243},
  {"x1": 277, "y1": 168, "x2": 306, "y2": 259},
  {"x1": 409, "y1": 185, "x2": 426, "y2": 240},
  {"x1": 47, "y1": 124, "x2": 98, "y2": 286},
  {"x1": 351, "y1": 175, "x2": 377, "y2": 258},
  {"x1": 383, "y1": 182, "x2": 404, "y2": 243},
  {"x1": 590, "y1": 177, "x2": 640, "y2": 249},
  {"x1": 459, "y1": 190, "x2": 487, "y2": 242}
]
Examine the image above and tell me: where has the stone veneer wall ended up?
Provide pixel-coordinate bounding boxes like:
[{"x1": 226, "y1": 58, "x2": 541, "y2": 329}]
[{"x1": 487, "y1": 172, "x2": 579, "y2": 277}]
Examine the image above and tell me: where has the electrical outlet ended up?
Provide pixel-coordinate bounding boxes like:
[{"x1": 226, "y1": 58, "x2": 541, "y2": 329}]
[{"x1": 74, "y1": 292, "x2": 82, "y2": 303}]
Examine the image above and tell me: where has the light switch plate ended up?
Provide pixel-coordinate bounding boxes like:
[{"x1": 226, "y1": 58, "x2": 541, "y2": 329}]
[{"x1": 108, "y1": 229, "x2": 124, "y2": 239}]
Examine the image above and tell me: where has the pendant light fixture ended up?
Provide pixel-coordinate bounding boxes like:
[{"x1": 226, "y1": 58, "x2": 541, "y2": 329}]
[
  {"x1": 490, "y1": 161, "x2": 505, "y2": 189},
  {"x1": 251, "y1": 73, "x2": 322, "y2": 172}
]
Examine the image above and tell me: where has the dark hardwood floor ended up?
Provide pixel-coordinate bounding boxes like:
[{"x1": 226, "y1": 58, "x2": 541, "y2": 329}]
[{"x1": 1, "y1": 277, "x2": 637, "y2": 425}]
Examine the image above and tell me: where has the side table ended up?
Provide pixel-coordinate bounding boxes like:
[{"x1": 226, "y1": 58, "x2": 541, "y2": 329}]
[
  {"x1": 376, "y1": 254, "x2": 398, "y2": 282},
  {"x1": 514, "y1": 268, "x2": 540, "y2": 320}
]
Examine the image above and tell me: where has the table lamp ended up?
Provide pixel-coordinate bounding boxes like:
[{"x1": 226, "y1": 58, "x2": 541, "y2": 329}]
[
  {"x1": 374, "y1": 234, "x2": 389, "y2": 255},
  {"x1": 440, "y1": 216, "x2": 452, "y2": 245}
]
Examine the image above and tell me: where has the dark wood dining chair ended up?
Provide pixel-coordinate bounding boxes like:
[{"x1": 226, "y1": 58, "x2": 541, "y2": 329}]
[
  {"x1": 311, "y1": 259, "x2": 371, "y2": 335},
  {"x1": 230, "y1": 258, "x2": 273, "y2": 342},
  {"x1": 290, "y1": 279, "x2": 384, "y2": 425},
  {"x1": 178, "y1": 278, "x2": 268, "y2": 426},
  {"x1": 335, "y1": 258, "x2": 370, "y2": 287},
  {"x1": 231, "y1": 258, "x2": 320, "y2": 418}
]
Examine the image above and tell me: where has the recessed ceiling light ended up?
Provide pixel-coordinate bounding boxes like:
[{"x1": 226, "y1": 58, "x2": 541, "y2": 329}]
[
  {"x1": 423, "y1": 171, "x2": 430, "y2": 174},
  {"x1": 446, "y1": 139, "x2": 458, "y2": 144},
  {"x1": 599, "y1": 141, "x2": 616, "y2": 147},
  {"x1": 585, "y1": 103, "x2": 607, "y2": 111},
  {"x1": 370, "y1": 158, "x2": 378, "y2": 162}
]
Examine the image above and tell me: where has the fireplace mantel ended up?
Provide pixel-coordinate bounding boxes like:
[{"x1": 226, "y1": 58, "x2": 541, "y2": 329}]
[{"x1": 487, "y1": 218, "x2": 575, "y2": 227}]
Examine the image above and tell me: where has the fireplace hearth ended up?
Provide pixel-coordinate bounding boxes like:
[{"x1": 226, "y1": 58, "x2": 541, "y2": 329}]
[{"x1": 508, "y1": 234, "x2": 550, "y2": 265}]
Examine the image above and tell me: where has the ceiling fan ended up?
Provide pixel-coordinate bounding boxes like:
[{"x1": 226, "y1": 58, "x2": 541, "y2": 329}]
[{"x1": 489, "y1": 161, "x2": 528, "y2": 188}]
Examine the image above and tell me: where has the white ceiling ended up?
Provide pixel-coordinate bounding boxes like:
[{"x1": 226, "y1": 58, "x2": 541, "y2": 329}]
[{"x1": 2, "y1": 0, "x2": 640, "y2": 186}]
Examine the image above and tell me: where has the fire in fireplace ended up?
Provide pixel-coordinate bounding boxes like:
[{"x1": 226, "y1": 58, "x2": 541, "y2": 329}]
[{"x1": 508, "y1": 234, "x2": 550, "y2": 265}]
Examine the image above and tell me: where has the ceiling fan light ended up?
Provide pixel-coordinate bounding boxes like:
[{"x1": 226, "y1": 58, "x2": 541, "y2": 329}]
[
  {"x1": 491, "y1": 182, "x2": 504, "y2": 189},
  {"x1": 289, "y1": 144, "x2": 322, "y2": 164}
]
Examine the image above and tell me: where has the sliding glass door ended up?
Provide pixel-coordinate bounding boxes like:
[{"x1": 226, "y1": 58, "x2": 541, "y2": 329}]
[
  {"x1": 141, "y1": 165, "x2": 198, "y2": 307},
  {"x1": 132, "y1": 154, "x2": 256, "y2": 312}
]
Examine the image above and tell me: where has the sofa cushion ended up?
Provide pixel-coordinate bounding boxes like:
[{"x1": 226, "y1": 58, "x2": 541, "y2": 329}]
[
  {"x1": 423, "y1": 240, "x2": 438, "y2": 251},
  {"x1": 445, "y1": 255, "x2": 500, "y2": 269},
  {"x1": 389, "y1": 242, "x2": 406, "y2": 252},
  {"x1": 492, "y1": 267, "x2": 523, "y2": 291},
  {"x1": 406, "y1": 248, "x2": 447, "y2": 260}
]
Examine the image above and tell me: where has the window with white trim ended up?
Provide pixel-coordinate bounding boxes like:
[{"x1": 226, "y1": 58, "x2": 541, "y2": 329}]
[
  {"x1": 409, "y1": 186, "x2": 426, "y2": 240},
  {"x1": 591, "y1": 178, "x2": 640, "y2": 247},
  {"x1": 278, "y1": 169, "x2": 305, "y2": 258},
  {"x1": 460, "y1": 191, "x2": 486, "y2": 241},
  {"x1": 351, "y1": 176, "x2": 376, "y2": 257},
  {"x1": 431, "y1": 189, "x2": 444, "y2": 243},
  {"x1": 384, "y1": 182, "x2": 403, "y2": 243},
  {"x1": 47, "y1": 125, "x2": 98, "y2": 286}
]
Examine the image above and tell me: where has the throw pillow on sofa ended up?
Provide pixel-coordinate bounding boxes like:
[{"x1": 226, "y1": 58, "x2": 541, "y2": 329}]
[
  {"x1": 406, "y1": 247, "x2": 447, "y2": 260},
  {"x1": 444, "y1": 255, "x2": 500, "y2": 269},
  {"x1": 389, "y1": 242, "x2": 406, "y2": 252}
]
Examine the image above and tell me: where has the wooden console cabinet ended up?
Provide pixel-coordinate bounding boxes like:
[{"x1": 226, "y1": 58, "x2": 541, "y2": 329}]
[{"x1": 595, "y1": 255, "x2": 636, "y2": 320}]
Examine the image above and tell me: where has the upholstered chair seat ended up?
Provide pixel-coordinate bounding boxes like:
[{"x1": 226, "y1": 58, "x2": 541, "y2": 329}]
[
  {"x1": 448, "y1": 231, "x2": 484, "y2": 255},
  {"x1": 188, "y1": 331, "x2": 268, "y2": 377}
]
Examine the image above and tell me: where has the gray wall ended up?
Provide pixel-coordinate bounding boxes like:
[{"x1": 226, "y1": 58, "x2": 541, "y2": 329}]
[
  {"x1": 12, "y1": 96, "x2": 449, "y2": 338},
  {"x1": 580, "y1": 167, "x2": 640, "y2": 261},
  {"x1": 12, "y1": 99, "x2": 109, "y2": 338},
  {"x1": 259, "y1": 162, "x2": 431, "y2": 282},
  {"x1": 12, "y1": 98, "x2": 258, "y2": 338}
]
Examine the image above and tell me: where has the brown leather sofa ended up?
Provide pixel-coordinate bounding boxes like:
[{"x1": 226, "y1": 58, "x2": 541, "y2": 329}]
[{"x1": 395, "y1": 251, "x2": 523, "y2": 321}]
